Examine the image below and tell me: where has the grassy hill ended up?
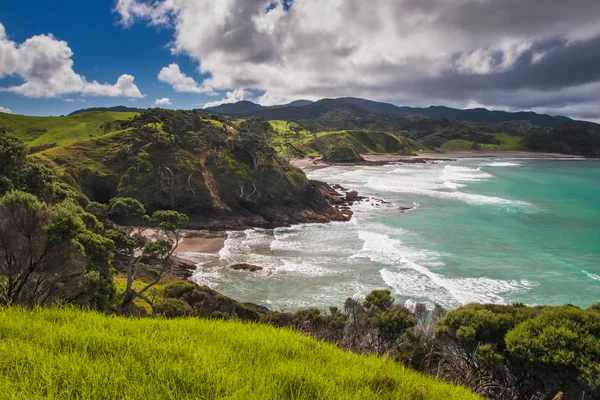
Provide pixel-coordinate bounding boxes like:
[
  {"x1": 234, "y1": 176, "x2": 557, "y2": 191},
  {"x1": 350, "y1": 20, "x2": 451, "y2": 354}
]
[
  {"x1": 0, "y1": 307, "x2": 479, "y2": 400},
  {"x1": 0, "y1": 111, "x2": 138, "y2": 149},
  {"x1": 303, "y1": 130, "x2": 423, "y2": 158}
]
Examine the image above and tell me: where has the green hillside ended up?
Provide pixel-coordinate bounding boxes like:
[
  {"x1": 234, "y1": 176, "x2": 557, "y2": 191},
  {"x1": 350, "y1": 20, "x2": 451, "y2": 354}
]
[
  {"x1": 0, "y1": 111, "x2": 138, "y2": 149},
  {"x1": 0, "y1": 307, "x2": 479, "y2": 400},
  {"x1": 302, "y1": 130, "x2": 423, "y2": 158}
]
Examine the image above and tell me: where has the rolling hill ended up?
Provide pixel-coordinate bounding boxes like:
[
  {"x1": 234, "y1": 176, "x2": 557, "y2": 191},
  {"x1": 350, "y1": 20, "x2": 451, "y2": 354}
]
[{"x1": 0, "y1": 110, "x2": 139, "y2": 149}]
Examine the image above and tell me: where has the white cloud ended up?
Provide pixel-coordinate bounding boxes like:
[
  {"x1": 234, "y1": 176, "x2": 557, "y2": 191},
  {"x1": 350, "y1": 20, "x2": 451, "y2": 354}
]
[
  {"x1": 116, "y1": 0, "x2": 600, "y2": 119},
  {"x1": 203, "y1": 88, "x2": 254, "y2": 108},
  {"x1": 116, "y1": 1, "x2": 600, "y2": 99},
  {"x1": 154, "y1": 97, "x2": 172, "y2": 106},
  {"x1": 0, "y1": 106, "x2": 11, "y2": 114},
  {"x1": 0, "y1": 23, "x2": 144, "y2": 99},
  {"x1": 158, "y1": 64, "x2": 215, "y2": 94}
]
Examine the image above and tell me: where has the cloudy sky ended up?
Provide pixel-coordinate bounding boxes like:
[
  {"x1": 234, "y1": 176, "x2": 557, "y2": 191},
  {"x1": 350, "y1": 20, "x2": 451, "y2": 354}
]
[{"x1": 1, "y1": 0, "x2": 600, "y2": 121}]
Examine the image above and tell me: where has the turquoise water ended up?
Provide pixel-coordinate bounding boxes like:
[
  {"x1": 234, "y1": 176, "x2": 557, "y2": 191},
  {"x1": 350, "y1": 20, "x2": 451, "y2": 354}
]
[{"x1": 189, "y1": 159, "x2": 600, "y2": 310}]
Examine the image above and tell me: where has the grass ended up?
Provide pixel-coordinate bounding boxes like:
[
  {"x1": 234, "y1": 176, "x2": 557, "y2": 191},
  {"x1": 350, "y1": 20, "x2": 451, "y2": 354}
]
[
  {"x1": 439, "y1": 133, "x2": 526, "y2": 151},
  {"x1": 32, "y1": 129, "x2": 133, "y2": 175},
  {"x1": 0, "y1": 307, "x2": 480, "y2": 400},
  {"x1": 0, "y1": 111, "x2": 139, "y2": 148},
  {"x1": 481, "y1": 133, "x2": 526, "y2": 151},
  {"x1": 440, "y1": 139, "x2": 474, "y2": 150}
]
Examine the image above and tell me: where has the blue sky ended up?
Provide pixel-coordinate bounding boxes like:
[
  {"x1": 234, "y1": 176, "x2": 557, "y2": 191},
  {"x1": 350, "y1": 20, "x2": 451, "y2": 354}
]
[
  {"x1": 0, "y1": 0, "x2": 215, "y2": 116},
  {"x1": 1, "y1": 0, "x2": 600, "y2": 121}
]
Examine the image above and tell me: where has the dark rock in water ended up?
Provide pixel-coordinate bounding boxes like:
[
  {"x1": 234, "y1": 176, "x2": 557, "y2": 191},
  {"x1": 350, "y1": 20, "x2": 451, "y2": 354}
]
[
  {"x1": 230, "y1": 264, "x2": 264, "y2": 272},
  {"x1": 346, "y1": 190, "x2": 366, "y2": 202}
]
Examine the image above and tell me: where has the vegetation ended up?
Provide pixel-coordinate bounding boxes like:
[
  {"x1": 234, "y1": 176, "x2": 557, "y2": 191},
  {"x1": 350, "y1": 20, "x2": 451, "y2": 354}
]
[
  {"x1": 0, "y1": 307, "x2": 480, "y2": 400},
  {"x1": 0, "y1": 111, "x2": 138, "y2": 149},
  {"x1": 2, "y1": 107, "x2": 599, "y2": 399}
]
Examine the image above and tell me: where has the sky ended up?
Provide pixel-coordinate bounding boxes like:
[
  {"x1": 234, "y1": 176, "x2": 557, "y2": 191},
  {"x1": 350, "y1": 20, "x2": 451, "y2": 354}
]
[{"x1": 1, "y1": 0, "x2": 600, "y2": 121}]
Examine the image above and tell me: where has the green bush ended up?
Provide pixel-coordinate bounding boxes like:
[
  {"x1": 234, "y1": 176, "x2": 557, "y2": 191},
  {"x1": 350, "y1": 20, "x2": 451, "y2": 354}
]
[
  {"x1": 154, "y1": 298, "x2": 192, "y2": 318},
  {"x1": 163, "y1": 281, "x2": 203, "y2": 306}
]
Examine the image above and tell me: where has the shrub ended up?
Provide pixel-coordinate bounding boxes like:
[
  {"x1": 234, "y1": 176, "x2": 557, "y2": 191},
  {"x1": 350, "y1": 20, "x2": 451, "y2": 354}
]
[
  {"x1": 163, "y1": 281, "x2": 203, "y2": 306},
  {"x1": 154, "y1": 298, "x2": 192, "y2": 318}
]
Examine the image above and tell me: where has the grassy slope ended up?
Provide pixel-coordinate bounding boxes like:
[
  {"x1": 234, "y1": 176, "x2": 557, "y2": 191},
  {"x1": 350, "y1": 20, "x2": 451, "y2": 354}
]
[
  {"x1": 0, "y1": 111, "x2": 138, "y2": 148},
  {"x1": 440, "y1": 133, "x2": 525, "y2": 151},
  {"x1": 0, "y1": 308, "x2": 479, "y2": 400}
]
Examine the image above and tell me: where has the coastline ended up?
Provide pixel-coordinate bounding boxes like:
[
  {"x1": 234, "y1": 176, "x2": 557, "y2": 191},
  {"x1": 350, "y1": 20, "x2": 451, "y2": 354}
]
[
  {"x1": 292, "y1": 150, "x2": 585, "y2": 169},
  {"x1": 176, "y1": 151, "x2": 587, "y2": 264}
]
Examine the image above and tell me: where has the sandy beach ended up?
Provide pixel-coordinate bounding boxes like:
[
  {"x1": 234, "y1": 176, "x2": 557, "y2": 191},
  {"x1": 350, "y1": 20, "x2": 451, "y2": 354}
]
[
  {"x1": 291, "y1": 151, "x2": 585, "y2": 169},
  {"x1": 143, "y1": 229, "x2": 227, "y2": 263},
  {"x1": 393, "y1": 150, "x2": 586, "y2": 160}
]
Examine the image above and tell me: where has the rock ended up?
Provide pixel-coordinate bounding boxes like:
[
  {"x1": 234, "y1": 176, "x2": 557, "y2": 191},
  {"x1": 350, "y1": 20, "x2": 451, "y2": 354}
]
[
  {"x1": 230, "y1": 264, "x2": 264, "y2": 272},
  {"x1": 345, "y1": 190, "x2": 366, "y2": 202}
]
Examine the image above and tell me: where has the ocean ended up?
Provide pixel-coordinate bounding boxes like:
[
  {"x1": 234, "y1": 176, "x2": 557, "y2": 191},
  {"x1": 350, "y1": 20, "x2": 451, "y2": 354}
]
[{"x1": 188, "y1": 159, "x2": 600, "y2": 311}]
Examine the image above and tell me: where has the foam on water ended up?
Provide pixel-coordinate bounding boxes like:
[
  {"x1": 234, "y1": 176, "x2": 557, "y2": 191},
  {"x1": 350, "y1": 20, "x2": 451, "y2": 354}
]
[
  {"x1": 583, "y1": 270, "x2": 600, "y2": 282},
  {"x1": 188, "y1": 160, "x2": 599, "y2": 310},
  {"x1": 365, "y1": 170, "x2": 530, "y2": 206},
  {"x1": 353, "y1": 230, "x2": 537, "y2": 308}
]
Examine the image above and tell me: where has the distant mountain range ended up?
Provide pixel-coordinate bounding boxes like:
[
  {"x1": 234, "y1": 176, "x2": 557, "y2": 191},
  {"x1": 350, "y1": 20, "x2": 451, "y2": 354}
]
[
  {"x1": 69, "y1": 98, "x2": 577, "y2": 128},
  {"x1": 68, "y1": 106, "x2": 146, "y2": 116},
  {"x1": 206, "y1": 98, "x2": 572, "y2": 127}
]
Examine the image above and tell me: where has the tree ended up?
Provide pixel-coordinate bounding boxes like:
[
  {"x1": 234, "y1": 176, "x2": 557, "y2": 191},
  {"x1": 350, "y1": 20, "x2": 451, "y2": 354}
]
[
  {"x1": 0, "y1": 191, "x2": 87, "y2": 306},
  {"x1": 235, "y1": 118, "x2": 275, "y2": 171},
  {"x1": 364, "y1": 289, "x2": 395, "y2": 312},
  {"x1": 107, "y1": 197, "x2": 188, "y2": 313},
  {"x1": 506, "y1": 306, "x2": 600, "y2": 397},
  {"x1": 0, "y1": 132, "x2": 57, "y2": 201}
]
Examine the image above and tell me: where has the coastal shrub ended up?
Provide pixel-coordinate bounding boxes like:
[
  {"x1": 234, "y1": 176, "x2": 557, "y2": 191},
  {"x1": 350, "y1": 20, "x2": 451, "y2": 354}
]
[
  {"x1": 163, "y1": 281, "x2": 203, "y2": 306},
  {"x1": 154, "y1": 298, "x2": 192, "y2": 318},
  {"x1": 364, "y1": 289, "x2": 395, "y2": 312},
  {"x1": 434, "y1": 303, "x2": 600, "y2": 399},
  {"x1": 506, "y1": 306, "x2": 600, "y2": 396}
]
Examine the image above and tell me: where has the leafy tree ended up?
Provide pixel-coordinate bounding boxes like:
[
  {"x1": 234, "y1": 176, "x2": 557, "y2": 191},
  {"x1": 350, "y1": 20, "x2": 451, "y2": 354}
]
[
  {"x1": 506, "y1": 306, "x2": 600, "y2": 397},
  {"x1": 0, "y1": 132, "x2": 57, "y2": 201},
  {"x1": 0, "y1": 191, "x2": 86, "y2": 306},
  {"x1": 235, "y1": 118, "x2": 276, "y2": 171},
  {"x1": 375, "y1": 306, "x2": 416, "y2": 353},
  {"x1": 364, "y1": 289, "x2": 395, "y2": 312},
  {"x1": 107, "y1": 197, "x2": 188, "y2": 313}
]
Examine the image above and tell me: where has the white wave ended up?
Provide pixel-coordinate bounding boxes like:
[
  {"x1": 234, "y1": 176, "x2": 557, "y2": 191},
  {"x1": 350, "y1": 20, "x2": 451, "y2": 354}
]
[
  {"x1": 354, "y1": 230, "x2": 536, "y2": 308},
  {"x1": 366, "y1": 178, "x2": 530, "y2": 206},
  {"x1": 486, "y1": 162, "x2": 522, "y2": 167},
  {"x1": 443, "y1": 181, "x2": 466, "y2": 189},
  {"x1": 192, "y1": 267, "x2": 224, "y2": 289},
  {"x1": 439, "y1": 165, "x2": 493, "y2": 183},
  {"x1": 583, "y1": 270, "x2": 600, "y2": 282}
]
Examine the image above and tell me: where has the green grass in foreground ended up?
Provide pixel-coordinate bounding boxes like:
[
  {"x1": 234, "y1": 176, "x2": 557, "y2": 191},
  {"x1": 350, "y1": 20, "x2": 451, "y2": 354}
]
[
  {"x1": 0, "y1": 307, "x2": 479, "y2": 400},
  {"x1": 0, "y1": 111, "x2": 138, "y2": 148}
]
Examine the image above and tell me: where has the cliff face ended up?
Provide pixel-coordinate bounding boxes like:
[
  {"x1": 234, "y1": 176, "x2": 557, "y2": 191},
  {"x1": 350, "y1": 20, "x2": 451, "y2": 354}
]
[{"x1": 33, "y1": 111, "x2": 349, "y2": 229}]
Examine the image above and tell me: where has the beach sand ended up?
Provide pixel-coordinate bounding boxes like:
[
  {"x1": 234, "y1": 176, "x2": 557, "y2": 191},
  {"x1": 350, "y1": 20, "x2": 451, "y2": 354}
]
[
  {"x1": 393, "y1": 150, "x2": 585, "y2": 160},
  {"x1": 143, "y1": 229, "x2": 227, "y2": 261},
  {"x1": 291, "y1": 151, "x2": 584, "y2": 169},
  {"x1": 176, "y1": 231, "x2": 227, "y2": 255}
]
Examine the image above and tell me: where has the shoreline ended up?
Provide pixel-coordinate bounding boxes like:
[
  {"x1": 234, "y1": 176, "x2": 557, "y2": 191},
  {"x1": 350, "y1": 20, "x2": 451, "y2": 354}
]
[
  {"x1": 174, "y1": 151, "x2": 589, "y2": 264},
  {"x1": 291, "y1": 150, "x2": 586, "y2": 169}
]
